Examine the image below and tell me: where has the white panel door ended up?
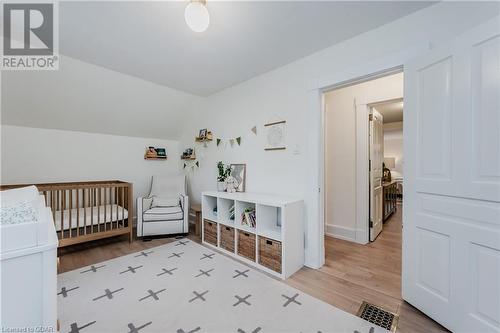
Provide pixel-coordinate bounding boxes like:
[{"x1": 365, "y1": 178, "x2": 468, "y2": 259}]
[
  {"x1": 403, "y1": 18, "x2": 500, "y2": 332},
  {"x1": 370, "y1": 110, "x2": 384, "y2": 241}
]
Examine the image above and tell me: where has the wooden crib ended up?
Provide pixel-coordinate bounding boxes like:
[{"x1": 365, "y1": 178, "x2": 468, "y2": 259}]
[{"x1": 0, "y1": 180, "x2": 133, "y2": 247}]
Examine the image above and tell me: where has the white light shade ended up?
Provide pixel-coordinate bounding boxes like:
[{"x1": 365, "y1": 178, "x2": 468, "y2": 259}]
[
  {"x1": 384, "y1": 157, "x2": 396, "y2": 170},
  {"x1": 184, "y1": 1, "x2": 209, "y2": 33}
]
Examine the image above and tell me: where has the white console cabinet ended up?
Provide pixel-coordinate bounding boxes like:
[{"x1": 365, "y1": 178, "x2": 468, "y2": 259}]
[{"x1": 201, "y1": 191, "x2": 304, "y2": 279}]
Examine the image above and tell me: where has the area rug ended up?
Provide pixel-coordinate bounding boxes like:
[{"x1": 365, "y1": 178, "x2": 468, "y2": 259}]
[{"x1": 58, "y1": 239, "x2": 386, "y2": 333}]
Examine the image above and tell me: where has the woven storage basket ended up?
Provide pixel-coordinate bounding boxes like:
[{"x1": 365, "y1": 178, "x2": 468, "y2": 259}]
[
  {"x1": 203, "y1": 219, "x2": 218, "y2": 246},
  {"x1": 259, "y1": 236, "x2": 282, "y2": 273},
  {"x1": 237, "y1": 231, "x2": 256, "y2": 261},
  {"x1": 220, "y1": 225, "x2": 235, "y2": 253}
]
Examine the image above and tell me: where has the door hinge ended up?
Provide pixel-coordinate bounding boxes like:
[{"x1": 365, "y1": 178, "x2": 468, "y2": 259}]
[
  {"x1": 369, "y1": 114, "x2": 373, "y2": 121},
  {"x1": 369, "y1": 220, "x2": 373, "y2": 228},
  {"x1": 369, "y1": 160, "x2": 371, "y2": 171}
]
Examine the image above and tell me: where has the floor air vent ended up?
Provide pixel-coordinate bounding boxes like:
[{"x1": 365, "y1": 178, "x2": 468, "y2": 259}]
[{"x1": 357, "y1": 301, "x2": 399, "y2": 332}]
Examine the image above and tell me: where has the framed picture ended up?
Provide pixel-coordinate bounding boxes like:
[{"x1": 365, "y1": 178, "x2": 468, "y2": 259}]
[
  {"x1": 155, "y1": 148, "x2": 167, "y2": 158},
  {"x1": 199, "y1": 128, "x2": 208, "y2": 139},
  {"x1": 230, "y1": 164, "x2": 246, "y2": 192},
  {"x1": 264, "y1": 120, "x2": 286, "y2": 151}
]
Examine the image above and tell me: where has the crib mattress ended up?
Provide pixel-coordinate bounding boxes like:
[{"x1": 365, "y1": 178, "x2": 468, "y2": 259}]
[{"x1": 54, "y1": 204, "x2": 128, "y2": 231}]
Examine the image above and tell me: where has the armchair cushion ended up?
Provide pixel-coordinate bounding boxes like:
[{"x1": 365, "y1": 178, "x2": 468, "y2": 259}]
[
  {"x1": 141, "y1": 197, "x2": 153, "y2": 212},
  {"x1": 151, "y1": 196, "x2": 179, "y2": 208},
  {"x1": 149, "y1": 175, "x2": 185, "y2": 198},
  {"x1": 143, "y1": 206, "x2": 183, "y2": 222}
]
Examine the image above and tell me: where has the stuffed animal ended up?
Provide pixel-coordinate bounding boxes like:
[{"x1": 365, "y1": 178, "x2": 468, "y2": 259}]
[{"x1": 225, "y1": 176, "x2": 239, "y2": 193}]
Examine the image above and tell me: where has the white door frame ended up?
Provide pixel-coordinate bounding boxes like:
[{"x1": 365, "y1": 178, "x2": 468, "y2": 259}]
[
  {"x1": 308, "y1": 43, "x2": 427, "y2": 268},
  {"x1": 322, "y1": 79, "x2": 403, "y2": 246}
]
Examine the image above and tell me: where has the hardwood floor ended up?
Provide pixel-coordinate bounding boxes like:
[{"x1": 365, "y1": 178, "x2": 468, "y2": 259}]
[
  {"x1": 58, "y1": 210, "x2": 448, "y2": 333},
  {"x1": 287, "y1": 206, "x2": 448, "y2": 333}
]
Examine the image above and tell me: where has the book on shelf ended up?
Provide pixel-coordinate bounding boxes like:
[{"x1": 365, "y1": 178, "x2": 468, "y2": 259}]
[
  {"x1": 229, "y1": 204, "x2": 235, "y2": 220},
  {"x1": 241, "y1": 207, "x2": 256, "y2": 228}
]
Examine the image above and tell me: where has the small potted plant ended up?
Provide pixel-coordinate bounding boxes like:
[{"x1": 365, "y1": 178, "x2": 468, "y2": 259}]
[{"x1": 217, "y1": 161, "x2": 231, "y2": 191}]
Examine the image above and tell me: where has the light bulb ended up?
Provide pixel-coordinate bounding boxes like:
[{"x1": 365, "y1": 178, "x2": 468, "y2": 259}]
[{"x1": 184, "y1": 1, "x2": 210, "y2": 33}]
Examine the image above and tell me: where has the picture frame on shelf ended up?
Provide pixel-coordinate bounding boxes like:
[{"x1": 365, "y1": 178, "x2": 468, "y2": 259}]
[
  {"x1": 199, "y1": 129, "x2": 208, "y2": 139},
  {"x1": 230, "y1": 163, "x2": 246, "y2": 192}
]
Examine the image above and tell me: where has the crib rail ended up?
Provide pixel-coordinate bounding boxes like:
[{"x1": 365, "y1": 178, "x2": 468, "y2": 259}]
[{"x1": 0, "y1": 180, "x2": 133, "y2": 247}]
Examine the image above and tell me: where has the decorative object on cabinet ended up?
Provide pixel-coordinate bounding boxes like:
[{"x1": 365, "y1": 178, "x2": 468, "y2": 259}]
[
  {"x1": 264, "y1": 120, "x2": 286, "y2": 151},
  {"x1": 229, "y1": 163, "x2": 246, "y2": 192},
  {"x1": 144, "y1": 146, "x2": 167, "y2": 160},
  {"x1": 201, "y1": 191, "x2": 304, "y2": 278},
  {"x1": 225, "y1": 176, "x2": 238, "y2": 193},
  {"x1": 217, "y1": 161, "x2": 231, "y2": 191}
]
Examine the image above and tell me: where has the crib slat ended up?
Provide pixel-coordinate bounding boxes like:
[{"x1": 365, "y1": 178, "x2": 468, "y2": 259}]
[
  {"x1": 63, "y1": 190, "x2": 66, "y2": 239},
  {"x1": 76, "y1": 189, "x2": 80, "y2": 237},
  {"x1": 97, "y1": 188, "x2": 102, "y2": 231},
  {"x1": 120, "y1": 187, "x2": 125, "y2": 228},
  {"x1": 105, "y1": 187, "x2": 108, "y2": 231},
  {"x1": 51, "y1": 190, "x2": 55, "y2": 223},
  {"x1": 83, "y1": 188, "x2": 87, "y2": 235},
  {"x1": 90, "y1": 189, "x2": 94, "y2": 234},
  {"x1": 69, "y1": 189, "x2": 72, "y2": 238}
]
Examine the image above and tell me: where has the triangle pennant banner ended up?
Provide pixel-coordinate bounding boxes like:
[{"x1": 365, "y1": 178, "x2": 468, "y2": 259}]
[
  {"x1": 183, "y1": 163, "x2": 187, "y2": 169},
  {"x1": 216, "y1": 138, "x2": 221, "y2": 146},
  {"x1": 251, "y1": 126, "x2": 257, "y2": 135},
  {"x1": 236, "y1": 137, "x2": 241, "y2": 145},
  {"x1": 196, "y1": 161, "x2": 199, "y2": 167},
  {"x1": 229, "y1": 139, "x2": 235, "y2": 147}
]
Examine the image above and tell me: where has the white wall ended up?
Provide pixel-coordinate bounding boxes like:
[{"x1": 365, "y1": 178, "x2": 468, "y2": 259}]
[
  {"x1": 181, "y1": 2, "x2": 499, "y2": 267},
  {"x1": 1, "y1": 55, "x2": 199, "y2": 140},
  {"x1": 384, "y1": 122, "x2": 403, "y2": 179},
  {"x1": 324, "y1": 73, "x2": 403, "y2": 241},
  {"x1": 0, "y1": 125, "x2": 180, "y2": 218}
]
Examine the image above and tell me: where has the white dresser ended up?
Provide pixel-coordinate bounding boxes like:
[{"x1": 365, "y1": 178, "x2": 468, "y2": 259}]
[
  {"x1": 201, "y1": 191, "x2": 304, "y2": 279},
  {"x1": 0, "y1": 187, "x2": 58, "y2": 331}
]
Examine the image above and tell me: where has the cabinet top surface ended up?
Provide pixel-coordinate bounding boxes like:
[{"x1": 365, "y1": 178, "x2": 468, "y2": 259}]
[{"x1": 202, "y1": 191, "x2": 302, "y2": 206}]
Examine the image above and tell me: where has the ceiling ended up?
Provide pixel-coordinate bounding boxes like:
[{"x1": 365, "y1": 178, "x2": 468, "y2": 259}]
[
  {"x1": 59, "y1": 1, "x2": 435, "y2": 96},
  {"x1": 376, "y1": 100, "x2": 404, "y2": 123}
]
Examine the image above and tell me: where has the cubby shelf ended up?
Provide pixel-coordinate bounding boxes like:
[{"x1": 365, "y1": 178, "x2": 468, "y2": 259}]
[{"x1": 201, "y1": 191, "x2": 304, "y2": 279}]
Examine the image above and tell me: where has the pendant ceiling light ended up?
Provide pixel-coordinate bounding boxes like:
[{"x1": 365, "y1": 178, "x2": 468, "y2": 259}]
[{"x1": 184, "y1": 0, "x2": 210, "y2": 33}]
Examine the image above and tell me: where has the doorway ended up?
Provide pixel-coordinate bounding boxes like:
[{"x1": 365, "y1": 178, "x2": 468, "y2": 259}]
[
  {"x1": 320, "y1": 71, "x2": 424, "y2": 329},
  {"x1": 323, "y1": 72, "x2": 403, "y2": 245}
]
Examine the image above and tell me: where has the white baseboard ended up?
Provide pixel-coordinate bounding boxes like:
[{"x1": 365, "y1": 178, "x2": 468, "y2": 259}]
[{"x1": 325, "y1": 224, "x2": 356, "y2": 242}]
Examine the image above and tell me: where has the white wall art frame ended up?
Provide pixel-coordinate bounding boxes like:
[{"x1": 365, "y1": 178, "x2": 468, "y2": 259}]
[{"x1": 264, "y1": 120, "x2": 286, "y2": 151}]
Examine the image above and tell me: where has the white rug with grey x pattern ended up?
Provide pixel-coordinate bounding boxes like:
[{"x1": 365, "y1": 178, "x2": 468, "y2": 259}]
[{"x1": 58, "y1": 238, "x2": 387, "y2": 333}]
